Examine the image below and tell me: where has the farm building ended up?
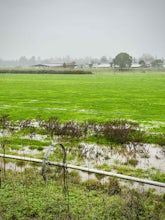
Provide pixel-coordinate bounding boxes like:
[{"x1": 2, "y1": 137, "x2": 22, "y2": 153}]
[
  {"x1": 33, "y1": 62, "x2": 76, "y2": 68},
  {"x1": 131, "y1": 63, "x2": 142, "y2": 68},
  {"x1": 44, "y1": 63, "x2": 64, "y2": 68},
  {"x1": 92, "y1": 63, "x2": 111, "y2": 68}
]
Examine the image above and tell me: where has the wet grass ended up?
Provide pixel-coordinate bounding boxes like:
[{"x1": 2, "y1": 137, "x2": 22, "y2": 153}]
[
  {"x1": 0, "y1": 71, "x2": 165, "y2": 125},
  {"x1": 0, "y1": 71, "x2": 165, "y2": 219},
  {"x1": 0, "y1": 117, "x2": 164, "y2": 159},
  {"x1": 95, "y1": 164, "x2": 165, "y2": 183},
  {"x1": 0, "y1": 169, "x2": 165, "y2": 219},
  {"x1": 0, "y1": 117, "x2": 164, "y2": 185}
]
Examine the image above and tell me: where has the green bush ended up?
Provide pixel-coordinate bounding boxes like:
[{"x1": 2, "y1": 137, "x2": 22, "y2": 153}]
[{"x1": 98, "y1": 120, "x2": 145, "y2": 144}]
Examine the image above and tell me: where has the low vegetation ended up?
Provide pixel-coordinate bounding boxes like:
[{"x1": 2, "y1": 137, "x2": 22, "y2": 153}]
[
  {"x1": 0, "y1": 71, "x2": 165, "y2": 122},
  {"x1": 0, "y1": 115, "x2": 164, "y2": 182},
  {"x1": 0, "y1": 115, "x2": 164, "y2": 148},
  {"x1": 0, "y1": 67, "x2": 92, "y2": 74},
  {"x1": 0, "y1": 169, "x2": 165, "y2": 219},
  {"x1": 0, "y1": 71, "x2": 165, "y2": 219}
]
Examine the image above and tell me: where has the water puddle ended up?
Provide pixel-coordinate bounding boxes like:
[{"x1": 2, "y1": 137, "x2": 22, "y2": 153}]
[
  {"x1": 0, "y1": 161, "x2": 31, "y2": 172},
  {"x1": 17, "y1": 146, "x2": 40, "y2": 155},
  {"x1": 45, "y1": 107, "x2": 67, "y2": 111},
  {"x1": 79, "y1": 142, "x2": 165, "y2": 172},
  {"x1": 21, "y1": 134, "x2": 48, "y2": 141}
]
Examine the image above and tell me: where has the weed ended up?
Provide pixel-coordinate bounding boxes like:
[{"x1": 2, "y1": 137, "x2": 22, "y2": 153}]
[
  {"x1": 121, "y1": 190, "x2": 145, "y2": 219},
  {"x1": 145, "y1": 133, "x2": 165, "y2": 146},
  {"x1": 95, "y1": 163, "x2": 111, "y2": 172},
  {"x1": 106, "y1": 177, "x2": 121, "y2": 195},
  {"x1": 151, "y1": 170, "x2": 165, "y2": 182},
  {"x1": 0, "y1": 114, "x2": 10, "y2": 130},
  {"x1": 83, "y1": 179, "x2": 103, "y2": 191},
  {"x1": 68, "y1": 170, "x2": 81, "y2": 184},
  {"x1": 124, "y1": 158, "x2": 139, "y2": 167},
  {"x1": 99, "y1": 120, "x2": 145, "y2": 144},
  {"x1": 16, "y1": 160, "x2": 25, "y2": 167},
  {"x1": 0, "y1": 169, "x2": 165, "y2": 219}
]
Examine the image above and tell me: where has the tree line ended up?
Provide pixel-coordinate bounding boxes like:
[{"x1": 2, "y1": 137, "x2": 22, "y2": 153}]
[
  {"x1": 113, "y1": 53, "x2": 164, "y2": 70},
  {"x1": 0, "y1": 53, "x2": 164, "y2": 69}
]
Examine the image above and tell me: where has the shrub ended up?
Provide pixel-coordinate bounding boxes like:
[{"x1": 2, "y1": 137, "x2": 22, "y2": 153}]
[
  {"x1": 99, "y1": 120, "x2": 145, "y2": 144},
  {"x1": 44, "y1": 117, "x2": 61, "y2": 137}
]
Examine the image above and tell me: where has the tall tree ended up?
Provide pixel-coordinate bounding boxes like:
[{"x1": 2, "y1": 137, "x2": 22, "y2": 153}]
[{"x1": 113, "y1": 52, "x2": 132, "y2": 70}]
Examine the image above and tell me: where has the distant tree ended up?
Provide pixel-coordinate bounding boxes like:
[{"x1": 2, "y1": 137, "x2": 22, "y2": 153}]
[
  {"x1": 139, "y1": 60, "x2": 146, "y2": 67},
  {"x1": 91, "y1": 58, "x2": 100, "y2": 64},
  {"x1": 151, "y1": 59, "x2": 163, "y2": 68},
  {"x1": 100, "y1": 56, "x2": 108, "y2": 63},
  {"x1": 63, "y1": 62, "x2": 66, "y2": 68},
  {"x1": 139, "y1": 54, "x2": 154, "y2": 66},
  {"x1": 113, "y1": 52, "x2": 132, "y2": 70},
  {"x1": 19, "y1": 56, "x2": 28, "y2": 67},
  {"x1": 29, "y1": 56, "x2": 36, "y2": 66}
]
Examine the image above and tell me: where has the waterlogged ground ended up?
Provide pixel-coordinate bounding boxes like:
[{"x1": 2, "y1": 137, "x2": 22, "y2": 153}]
[
  {"x1": 5, "y1": 137, "x2": 165, "y2": 172},
  {"x1": 0, "y1": 118, "x2": 164, "y2": 195},
  {"x1": 0, "y1": 72, "x2": 165, "y2": 219},
  {"x1": 80, "y1": 142, "x2": 165, "y2": 171},
  {"x1": 1, "y1": 141, "x2": 165, "y2": 193}
]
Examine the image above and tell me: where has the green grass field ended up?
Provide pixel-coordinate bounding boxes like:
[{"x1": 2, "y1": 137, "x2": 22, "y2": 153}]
[
  {"x1": 0, "y1": 71, "x2": 165, "y2": 124},
  {"x1": 0, "y1": 70, "x2": 165, "y2": 219}
]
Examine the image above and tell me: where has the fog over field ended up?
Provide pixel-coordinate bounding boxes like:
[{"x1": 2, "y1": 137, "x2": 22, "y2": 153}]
[{"x1": 0, "y1": 0, "x2": 165, "y2": 60}]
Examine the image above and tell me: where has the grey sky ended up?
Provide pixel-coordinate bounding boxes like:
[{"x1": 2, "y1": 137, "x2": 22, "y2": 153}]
[{"x1": 0, "y1": 0, "x2": 165, "y2": 60}]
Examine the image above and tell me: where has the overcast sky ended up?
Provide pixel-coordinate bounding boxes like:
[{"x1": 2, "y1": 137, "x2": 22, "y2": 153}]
[{"x1": 0, "y1": 0, "x2": 165, "y2": 60}]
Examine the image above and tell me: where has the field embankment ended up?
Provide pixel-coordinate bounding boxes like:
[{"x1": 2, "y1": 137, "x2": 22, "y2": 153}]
[{"x1": 0, "y1": 67, "x2": 92, "y2": 74}]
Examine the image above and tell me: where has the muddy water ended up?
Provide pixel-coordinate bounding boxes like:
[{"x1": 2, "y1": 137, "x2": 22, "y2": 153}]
[
  {"x1": 5, "y1": 142, "x2": 164, "y2": 174},
  {"x1": 80, "y1": 142, "x2": 165, "y2": 172},
  {"x1": 0, "y1": 140, "x2": 164, "y2": 193},
  {"x1": 0, "y1": 161, "x2": 31, "y2": 172},
  {"x1": 21, "y1": 134, "x2": 48, "y2": 141}
]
